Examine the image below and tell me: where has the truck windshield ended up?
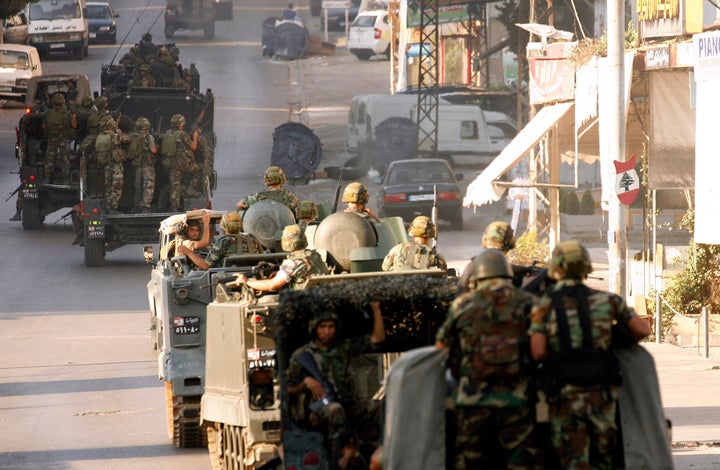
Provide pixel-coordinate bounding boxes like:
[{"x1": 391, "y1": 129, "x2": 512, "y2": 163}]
[
  {"x1": 0, "y1": 51, "x2": 29, "y2": 69},
  {"x1": 28, "y1": 0, "x2": 81, "y2": 21}
]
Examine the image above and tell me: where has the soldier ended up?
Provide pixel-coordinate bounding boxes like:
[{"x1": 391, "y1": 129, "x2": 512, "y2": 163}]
[
  {"x1": 230, "y1": 224, "x2": 328, "y2": 291},
  {"x1": 129, "y1": 117, "x2": 159, "y2": 213},
  {"x1": 529, "y1": 240, "x2": 651, "y2": 470},
  {"x1": 382, "y1": 215, "x2": 447, "y2": 272},
  {"x1": 160, "y1": 114, "x2": 199, "y2": 212},
  {"x1": 96, "y1": 116, "x2": 130, "y2": 215},
  {"x1": 43, "y1": 93, "x2": 77, "y2": 182},
  {"x1": 236, "y1": 166, "x2": 300, "y2": 219},
  {"x1": 175, "y1": 211, "x2": 212, "y2": 255},
  {"x1": 435, "y1": 249, "x2": 539, "y2": 469},
  {"x1": 81, "y1": 96, "x2": 110, "y2": 197},
  {"x1": 297, "y1": 200, "x2": 319, "y2": 231},
  {"x1": 456, "y1": 221, "x2": 516, "y2": 295},
  {"x1": 178, "y1": 211, "x2": 264, "y2": 270},
  {"x1": 286, "y1": 302, "x2": 385, "y2": 469},
  {"x1": 137, "y1": 32, "x2": 158, "y2": 61},
  {"x1": 130, "y1": 65, "x2": 156, "y2": 88},
  {"x1": 342, "y1": 181, "x2": 380, "y2": 222},
  {"x1": 74, "y1": 95, "x2": 95, "y2": 143}
]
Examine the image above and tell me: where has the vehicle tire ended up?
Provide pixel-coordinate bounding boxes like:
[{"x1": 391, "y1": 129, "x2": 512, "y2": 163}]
[
  {"x1": 84, "y1": 236, "x2": 105, "y2": 267},
  {"x1": 384, "y1": 44, "x2": 391, "y2": 59},
  {"x1": 354, "y1": 51, "x2": 372, "y2": 61},
  {"x1": 222, "y1": 423, "x2": 244, "y2": 469},
  {"x1": 166, "y1": 384, "x2": 206, "y2": 448},
  {"x1": 451, "y1": 212, "x2": 464, "y2": 231},
  {"x1": 74, "y1": 46, "x2": 84, "y2": 60},
  {"x1": 21, "y1": 199, "x2": 43, "y2": 230}
]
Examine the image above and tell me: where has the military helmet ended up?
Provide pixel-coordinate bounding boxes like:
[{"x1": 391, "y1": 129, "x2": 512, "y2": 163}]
[
  {"x1": 81, "y1": 96, "x2": 94, "y2": 108},
  {"x1": 170, "y1": 114, "x2": 186, "y2": 128},
  {"x1": 142, "y1": 32, "x2": 153, "y2": 42},
  {"x1": 95, "y1": 95, "x2": 108, "y2": 110},
  {"x1": 547, "y1": 240, "x2": 593, "y2": 281},
  {"x1": 298, "y1": 200, "x2": 318, "y2": 220},
  {"x1": 468, "y1": 249, "x2": 513, "y2": 285},
  {"x1": 135, "y1": 117, "x2": 151, "y2": 132},
  {"x1": 221, "y1": 211, "x2": 243, "y2": 234},
  {"x1": 308, "y1": 311, "x2": 339, "y2": 337},
  {"x1": 263, "y1": 166, "x2": 286, "y2": 185},
  {"x1": 342, "y1": 182, "x2": 369, "y2": 204},
  {"x1": 482, "y1": 221, "x2": 516, "y2": 252},
  {"x1": 408, "y1": 215, "x2": 436, "y2": 238},
  {"x1": 52, "y1": 93, "x2": 65, "y2": 106},
  {"x1": 281, "y1": 224, "x2": 308, "y2": 252}
]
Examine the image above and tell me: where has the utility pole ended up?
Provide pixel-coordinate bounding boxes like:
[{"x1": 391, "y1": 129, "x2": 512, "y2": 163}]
[{"x1": 606, "y1": 0, "x2": 627, "y2": 296}]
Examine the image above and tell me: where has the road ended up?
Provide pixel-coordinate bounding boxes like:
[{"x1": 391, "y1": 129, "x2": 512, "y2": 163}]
[{"x1": 0, "y1": 0, "x2": 306, "y2": 468}]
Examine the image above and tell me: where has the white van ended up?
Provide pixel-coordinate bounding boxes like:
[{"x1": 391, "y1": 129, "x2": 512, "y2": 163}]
[
  {"x1": 0, "y1": 44, "x2": 42, "y2": 102},
  {"x1": 347, "y1": 93, "x2": 419, "y2": 151},
  {"x1": 413, "y1": 104, "x2": 511, "y2": 167},
  {"x1": 26, "y1": 0, "x2": 89, "y2": 59}
]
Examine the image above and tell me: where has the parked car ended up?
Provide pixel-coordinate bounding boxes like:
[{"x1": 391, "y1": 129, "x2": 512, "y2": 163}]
[
  {"x1": 3, "y1": 12, "x2": 28, "y2": 44},
  {"x1": 0, "y1": 44, "x2": 43, "y2": 103},
  {"x1": 320, "y1": 0, "x2": 361, "y2": 31},
  {"x1": 347, "y1": 9, "x2": 390, "y2": 60},
  {"x1": 86, "y1": 2, "x2": 118, "y2": 44},
  {"x1": 377, "y1": 158, "x2": 464, "y2": 230}
]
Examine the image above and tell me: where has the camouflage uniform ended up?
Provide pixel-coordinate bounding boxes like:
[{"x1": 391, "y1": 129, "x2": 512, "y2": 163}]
[
  {"x1": 381, "y1": 242, "x2": 447, "y2": 272},
  {"x1": 436, "y1": 276, "x2": 538, "y2": 470},
  {"x1": 162, "y1": 127, "x2": 198, "y2": 211},
  {"x1": 287, "y1": 333, "x2": 381, "y2": 463},
  {"x1": 95, "y1": 121, "x2": 126, "y2": 212},
  {"x1": 203, "y1": 233, "x2": 265, "y2": 269},
  {"x1": 130, "y1": 67, "x2": 157, "y2": 88},
  {"x1": 279, "y1": 249, "x2": 329, "y2": 289},
  {"x1": 129, "y1": 130, "x2": 157, "y2": 212},
  {"x1": 529, "y1": 278, "x2": 636, "y2": 470},
  {"x1": 242, "y1": 187, "x2": 300, "y2": 219},
  {"x1": 43, "y1": 97, "x2": 74, "y2": 180}
]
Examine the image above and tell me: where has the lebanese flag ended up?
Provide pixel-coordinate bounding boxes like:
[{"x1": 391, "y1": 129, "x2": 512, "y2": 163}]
[{"x1": 614, "y1": 153, "x2": 639, "y2": 205}]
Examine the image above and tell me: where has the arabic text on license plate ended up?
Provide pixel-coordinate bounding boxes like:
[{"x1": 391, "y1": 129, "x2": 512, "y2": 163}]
[
  {"x1": 24, "y1": 190, "x2": 38, "y2": 199},
  {"x1": 174, "y1": 315, "x2": 200, "y2": 335},
  {"x1": 408, "y1": 194, "x2": 434, "y2": 202},
  {"x1": 49, "y1": 43, "x2": 64, "y2": 49}
]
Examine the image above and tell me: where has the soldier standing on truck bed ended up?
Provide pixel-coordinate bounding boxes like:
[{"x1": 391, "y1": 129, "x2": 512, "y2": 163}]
[
  {"x1": 342, "y1": 182, "x2": 380, "y2": 222},
  {"x1": 161, "y1": 114, "x2": 199, "y2": 212},
  {"x1": 236, "y1": 166, "x2": 300, "y2": 219},
  {"x1": 81, "y1": 96, "x2": 110, "y2": 197},
  {"x1": 435, "y1": 249, "x2": 539, "y2": 469},
  {"x1": 43, "y1": 93, "x2": 77, "y2": 183},
  {"x1": 382, "y1": 215, "x2": 447, "y2": 272},
  {"x1": 96, "y1": 116, "x2": 130, "y2": 215},
  {"x1": 129, "y1": 117, "x2": 159, "y2": 213}
]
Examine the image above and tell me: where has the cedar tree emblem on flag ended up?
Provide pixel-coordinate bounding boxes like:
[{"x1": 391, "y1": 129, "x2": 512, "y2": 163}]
[{"x1": 614, "y1": 153, "x2": 639, "y2": 205}]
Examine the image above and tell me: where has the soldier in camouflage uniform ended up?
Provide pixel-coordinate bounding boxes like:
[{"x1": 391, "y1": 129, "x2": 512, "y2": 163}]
[
  {"x1": 382, "y1": 215, "x2": 447, "y2": 272},
  {"x1": 342, "y1": 181, "x2": 380, "y2": 222},
  {"x1": 129, "y1": 65, "x2": 156, "y2": 88},
  {"x1": 231, "y1": 224, "x2": 328, "y2": 291},
  {"x1": 236, "y1": 166, "x2": 300, "y2": 219},
  {"x1": 178, "y1": 211, "x2": 264, "y2": 270},
  {"x1": 129, "y1": 117, "x2": 158, "y2": 213},
  {"x1": 529, "y1": 240, "x2": 651, "y2": 470},
  {"x1": 43, "y1": 94, "x2": 77, "y2": 182},
  {"x1": 456, "y1": 220, "x2": 516, "y2": 295},
  {"x1": 287, "y1": 303, "x2": 385, "y2": 469},
  {"x1": 97, "y1": 117, "x2": 131, "y2": 215},
  {"x1": 297, "y1": 200, "x2": 319, "y2": 232},
  {"x1": 81, "y1": 96, "x2": 110, "y2": 197},
  {"x1": 161, "y1": 114, "x2": 199, "y2": 212},
  {"x1": 436, "y1": 249, "x2": 539, "y2": 469}
]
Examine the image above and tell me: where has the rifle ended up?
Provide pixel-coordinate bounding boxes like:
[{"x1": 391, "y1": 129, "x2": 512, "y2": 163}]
[
  {"x1": 5, "y1": 184, "x2": 21, "y2": 203},
  {"x1": 191, "y1": 99, "x2": 211, "y2": 134},
  {"x1": 200, "y1": 275, "x2": 239, "y2": 289},
  {"x1": 331, "y1": 167, "x2": 344, "y2": 212},
  {"x1": 295, "y1": 351, "x2": 341, "y2": 412},
  {"x1": 55, "y1": 209, "x2": 74, "y2": 224},
  {"x1": 431, "y1": 184, "x2": 438, "y2": 247}
]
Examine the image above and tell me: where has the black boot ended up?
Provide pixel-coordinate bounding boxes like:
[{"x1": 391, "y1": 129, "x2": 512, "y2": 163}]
[{"x1": 9, "y1": 209, "x2": 21, "y2": 221}]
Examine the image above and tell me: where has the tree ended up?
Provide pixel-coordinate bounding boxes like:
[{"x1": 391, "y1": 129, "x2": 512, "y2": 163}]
[{"x1": 0, "y1": 1, "x2": 33, "y2": 21}]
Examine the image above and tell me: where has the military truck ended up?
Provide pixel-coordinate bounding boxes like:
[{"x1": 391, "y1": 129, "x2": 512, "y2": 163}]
[
  {"x1": 200, "y1": 269, "x2": 455, "y2": 469},
  {"x1": 14, "y1": 74, "x2": 92, "y2": 230},
  {"x1": 147, "y1": 209, "x2": 289, "y2": 448},
  {"x1": 164, "y1": 0, "x2": 234, "y2": 39},
  {"x1": 80, "y1": 75, "x2": 216, "y2": 267}
]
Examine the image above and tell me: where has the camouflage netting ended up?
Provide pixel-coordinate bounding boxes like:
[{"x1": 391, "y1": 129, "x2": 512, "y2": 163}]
[{"x1": 274, "y1": 274, "x2": 457, "y2": 361}]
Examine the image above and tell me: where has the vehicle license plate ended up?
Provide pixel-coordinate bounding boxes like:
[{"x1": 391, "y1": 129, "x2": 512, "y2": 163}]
[
  {"x1": 50, "y1": 43, "x2": 64, "y2": 49},
  {"x1": 23, "y1": 188, "x2": 38, "y2": 199},
  {"x1": 408, "y1": 194, "x2": 434, "y2": 202},
  {"x1": 87, "y1": 225, "x2": 105, "y2": 238},
  {"x1": 0, "y1": 86, "x2": 12, "y2": 92},
  {"x1": 174, "y1": 316, "x2": 200, "y2": 335},
  {"x1": 89, "y1": 33, "x2": 96, "y2": 38},
  {"x1": 248, "y1": 348, "x2": 277, "y2": 369}
]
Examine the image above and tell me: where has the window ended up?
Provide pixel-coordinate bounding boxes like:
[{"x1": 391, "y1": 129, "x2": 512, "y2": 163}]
[{"x1": 460, "y1": 120, "x2": 478, "y2": 139}]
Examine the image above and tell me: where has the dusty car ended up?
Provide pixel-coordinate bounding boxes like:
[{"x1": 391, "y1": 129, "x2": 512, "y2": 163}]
[
  {"x1": 3, "y1": 12, "x2": 28, "y2": 44},
  {"x1": 377, "y1": 158, "x2": 465, "y2": 230},
  {"x1": 347, "y1": 9, "x2": 390, "y2": 60},
  {"x1": 0, "y1": 44, "x2": 42, "y2": 102},
  {"x1": 86, "y1": 2, "x2": 118, "y2": 44}
]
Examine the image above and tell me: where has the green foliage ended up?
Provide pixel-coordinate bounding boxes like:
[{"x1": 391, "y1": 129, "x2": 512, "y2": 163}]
[
  {"x1": 579, "y1": 189, "x2": 595, "y2": 215},
  {"x1": 0, "y1": 1, "x2": 34, "y2": 20},
  {"x1": 507, "y1": 229, "x2": 549, "y2": 267},
  {"x1": 563, "y1": 191, "x2": 579, "y2": 215}
]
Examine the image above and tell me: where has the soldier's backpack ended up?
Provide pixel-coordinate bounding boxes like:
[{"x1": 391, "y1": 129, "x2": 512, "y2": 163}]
[
  {"x1": 94, "y1": 131, "x2": 114, "y2": 164},
  {"x1": 128, "y1": 133, "x2": 144, "y2": 165},
  {"x1": 160, "y1": 130, "x2": 179, "y2": 157}
]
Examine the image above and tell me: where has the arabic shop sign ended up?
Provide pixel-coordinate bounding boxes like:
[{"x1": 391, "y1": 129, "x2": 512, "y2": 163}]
[{"x1": 407, "y1": 3, "x2": 469, "y2": 28}]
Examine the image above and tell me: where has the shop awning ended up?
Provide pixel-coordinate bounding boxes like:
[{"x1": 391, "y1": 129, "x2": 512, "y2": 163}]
[{"x1": 463, "y1": 101, "x2": 574, "y2": 208}]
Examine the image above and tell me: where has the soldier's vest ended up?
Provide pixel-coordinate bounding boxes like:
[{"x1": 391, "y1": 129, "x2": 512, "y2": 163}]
[
  {"x1": 128, "y1": 132, "x2": 155, "y2": 166},
  {"x1": 160, "y1": 129, "x2": 180, "y2": 158},
  {"x1": 45, "y1": 109, "x2": 70, "y2": 139},
  {"x1": 392, "y1": 243, "x2": 438, "y2": 271},
  {"x1": 470, "y1": 293, "x2": 527, "y2": 380},
  {"x1": 287, "y1": 249, "x2": 328, "y2": 288},
  {"x1": 86, "y1": 111, "x2": 107, "y2": 136},
  {"x1": 235, "y1": 233, "x2": 264, "y2": 255},
  {"x1": 94, "y1": 131, "x2": 115, "y2": 165}
]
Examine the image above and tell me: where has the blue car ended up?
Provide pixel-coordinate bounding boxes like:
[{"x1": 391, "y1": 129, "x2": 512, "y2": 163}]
[{"x1": 87, "y1": 2, "x2": 118, "y2": 44}]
